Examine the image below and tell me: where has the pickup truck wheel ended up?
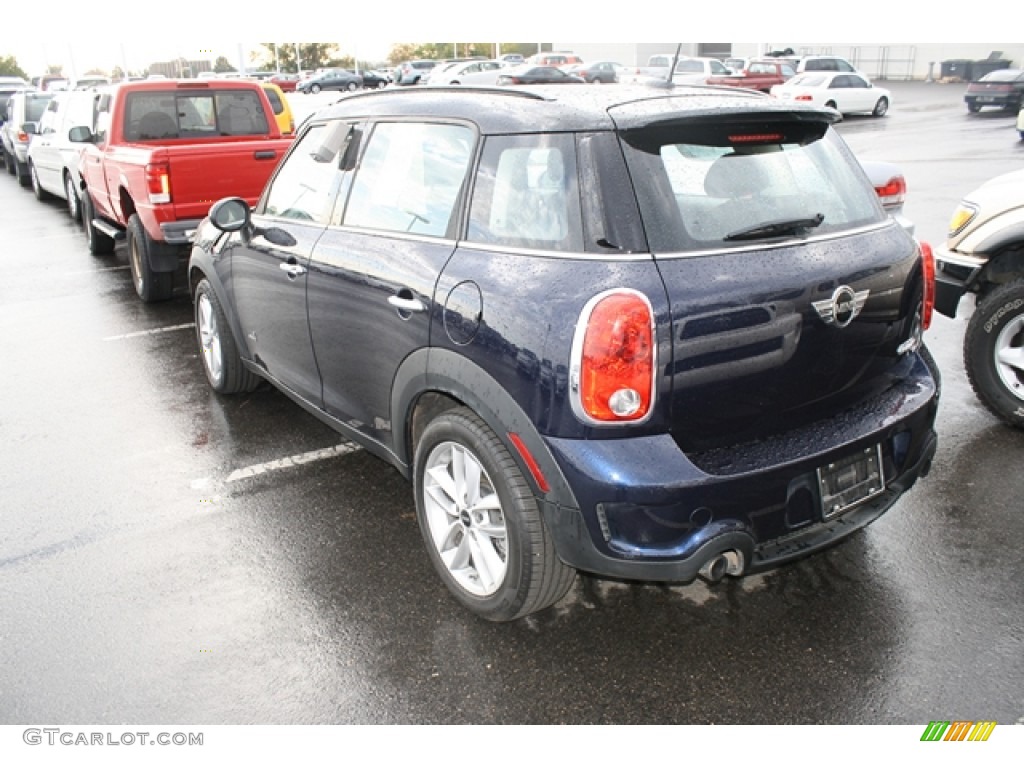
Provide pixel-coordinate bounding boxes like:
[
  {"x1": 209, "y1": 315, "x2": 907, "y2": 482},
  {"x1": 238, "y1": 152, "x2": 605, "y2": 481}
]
[
  {"x1": 872, "y1": 97, "x2": 889, "y2": 117},
  {"x1": 964, "y1": 280, "x2": 1024, "y2": 429},
  {"x1": 30, "y1": 163, "x2": 51, "y2": 201},
  {"x1": 64, "y1": 173, "x2": 81, "y2": 222},
  {"x1": 194, "y1": 278, "x2": 260, "y2": 394},
  {"x1": 82, "y1": 192, "x2": 115, "y2": 255},
  {"x1": 127, "y1": 214, "x2": 174, "y2": 302},
  {"x1": 309, "y1": 84, "x2": 321, "y2": 94},
  {"x1": 414, "y1": 407, "x2": 575, "y2": 621}
]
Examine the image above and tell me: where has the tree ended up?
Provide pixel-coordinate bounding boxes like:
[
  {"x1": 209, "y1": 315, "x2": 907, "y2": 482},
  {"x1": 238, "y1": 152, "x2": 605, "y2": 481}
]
[
  {"x1": 256, "y1": 43, "x2": 340, "y2": 73},
  {"x1": 0, "y1": 55, "x2": 28, "y2": 79},
  {"x1": 213, "y1": 56, "x2": 236, "y2": 74}
]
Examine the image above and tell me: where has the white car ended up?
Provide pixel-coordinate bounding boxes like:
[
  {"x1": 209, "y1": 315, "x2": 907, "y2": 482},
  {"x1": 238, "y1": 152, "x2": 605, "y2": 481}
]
[
  {"x1": 25, "y1": 88, "x2": 96, "y2": 220},
  {"x1": 432, "y1": 60, "x2": 505, "y2": 85},
  {"x1": 770, "y1": 72, "x2": 891, "y2": 117},
  {"x1": 669, "y1": 56, "x2": 733, "y2": 85}
]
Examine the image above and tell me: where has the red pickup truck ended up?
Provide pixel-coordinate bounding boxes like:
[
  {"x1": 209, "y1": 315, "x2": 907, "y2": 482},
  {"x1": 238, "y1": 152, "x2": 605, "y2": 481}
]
[
  {"x1": 71, "y1": 79, "x2": 293, "y2": 301},
  {"x1": 705, "y1": 59, "x2": 797, "y2": 92}
]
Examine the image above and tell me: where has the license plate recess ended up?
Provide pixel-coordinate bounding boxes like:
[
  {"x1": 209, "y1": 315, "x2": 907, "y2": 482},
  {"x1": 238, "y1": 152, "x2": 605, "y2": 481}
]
[{"x1": 817, "y1": 444, "x2": 885, "y2": 520}]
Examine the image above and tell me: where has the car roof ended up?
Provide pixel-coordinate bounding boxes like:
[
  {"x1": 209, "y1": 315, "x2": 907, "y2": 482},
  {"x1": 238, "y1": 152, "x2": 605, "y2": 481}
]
[
  {"x1": 316, "y1": 84, "x2": 836, "y2": 133},
  {"x1": 977, "y1": 68, "x2": 1024, "y2": 81}
]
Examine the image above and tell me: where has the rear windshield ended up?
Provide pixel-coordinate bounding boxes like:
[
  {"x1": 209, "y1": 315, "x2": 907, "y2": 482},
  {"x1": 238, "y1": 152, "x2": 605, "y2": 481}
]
[
  {"x1": 123, "y1": 89, "x2": 270, "y2": 140},
  {"x1": 620, "y1": 119, "x2": 885, "y2": 252}
]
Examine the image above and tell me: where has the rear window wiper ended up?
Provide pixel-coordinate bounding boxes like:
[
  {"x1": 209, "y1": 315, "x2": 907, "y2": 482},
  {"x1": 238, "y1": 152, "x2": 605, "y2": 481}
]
[{"x1": 724, "y1": 213, "x2": 825, "y2": 241}]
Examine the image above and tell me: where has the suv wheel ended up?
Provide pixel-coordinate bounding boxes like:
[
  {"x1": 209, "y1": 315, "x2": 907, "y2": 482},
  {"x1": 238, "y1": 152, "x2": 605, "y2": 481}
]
[
  {"x1": 964, "y1": 280, "x2": 1024, "y2": 428},
  {"x1": 194, "y1": 278, "x2": 260, "y2": 393},
  {"x1": 65, "y1": 174, "x2": 81, "y2": 222},
  {"x1": 414, "y1": 407, "x2": 575, "y2": 621},
  {"x1": 127, "y1": 214, "x2": 174, "y2": 302},
  {"x1": 30, "y1": 163, "x2": 51, "y2": 201}
]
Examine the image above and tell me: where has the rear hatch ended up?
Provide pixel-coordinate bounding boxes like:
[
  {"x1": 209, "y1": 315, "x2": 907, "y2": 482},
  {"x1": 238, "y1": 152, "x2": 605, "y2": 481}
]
[{"x1": 614, "y1": 105, "x2": 925, "y2": 455}]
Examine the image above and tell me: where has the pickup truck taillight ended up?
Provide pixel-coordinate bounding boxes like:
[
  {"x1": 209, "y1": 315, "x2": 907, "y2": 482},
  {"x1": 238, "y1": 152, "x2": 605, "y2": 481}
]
[
  {"x1": 145, "y1": 162, "x2": 171, "y2": 204},
  {"x1": 571, "y1": 289, "x2": 655, "y2": 424}
]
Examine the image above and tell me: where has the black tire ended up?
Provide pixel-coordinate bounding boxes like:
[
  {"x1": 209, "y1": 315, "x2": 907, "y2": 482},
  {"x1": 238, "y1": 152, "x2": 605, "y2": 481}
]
[
  {"x1": 967, "y1": 101, "x2": 980, "y2": 113},
  {"x1": 964, "y1": 280, "x2": 1024, "y2": 429},
  {"x1": 82, "y1": 191, "x2": 115, "y2": 255},
  {"x1": 4, "y1": 149, "x2": 15, "y2": 176},
  {"x1": 346, "y1": 81, "x2": 358, "y2": 91},
  {"x1": 872, "y1": 96, "x2": 889, "y2": 117},
  {"x1": 310, "y1": 83, "x2": 321, "y2": 94},
  {"x1": 414, "y1": 407, "x2": 575, "y2": 621},
  {"x1": 127, "y1": 213, "x2": 174, "y2": 302},
  {"x1": 193, "y1": 277, "x2": 260, "y2": 394},
  {"x1": 64, "y1": 173, "x2": 82, "y2": 222},
  {"x1": 15, "y1": 157, "x2": 31, "y2": 188},
  {"x1": 30, "y1": 162, "x2": 50, "y2": 200},
  {"x1": 376, "y1": 80, "x2": 387, "y2": 89}
]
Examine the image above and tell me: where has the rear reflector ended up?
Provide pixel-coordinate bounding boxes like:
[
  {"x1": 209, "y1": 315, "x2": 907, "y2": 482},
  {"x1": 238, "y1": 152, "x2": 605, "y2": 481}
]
[{"x1": 920, "y1": 241, "x2": 935, "y2": 330}]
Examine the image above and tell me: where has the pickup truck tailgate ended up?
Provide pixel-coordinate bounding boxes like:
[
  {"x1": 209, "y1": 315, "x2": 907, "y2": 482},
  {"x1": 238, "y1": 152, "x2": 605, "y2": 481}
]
[{"x1": 161, "y1": 141, "x2": 288, "y2": 221}]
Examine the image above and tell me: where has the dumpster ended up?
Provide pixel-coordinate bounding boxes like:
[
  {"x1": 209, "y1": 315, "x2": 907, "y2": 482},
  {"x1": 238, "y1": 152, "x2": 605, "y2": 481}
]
[
  {"x1": 941, "y1": 59, "x2": 971, "y2": 79},
  {"x1": 967, "y1": 59, "x2": 1012, "y2": 81}
]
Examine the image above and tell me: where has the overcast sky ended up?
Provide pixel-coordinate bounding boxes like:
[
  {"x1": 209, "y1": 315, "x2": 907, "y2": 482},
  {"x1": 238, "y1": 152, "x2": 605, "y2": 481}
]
[{"x1": 3, "y1": 4, "x2": 991, "y2": 78}]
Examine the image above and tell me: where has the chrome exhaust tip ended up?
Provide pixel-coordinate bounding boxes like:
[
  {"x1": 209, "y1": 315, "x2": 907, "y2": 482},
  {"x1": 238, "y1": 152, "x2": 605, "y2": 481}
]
[{"x1": 698, "y1": 550, "x2": 746, "y2": 584}]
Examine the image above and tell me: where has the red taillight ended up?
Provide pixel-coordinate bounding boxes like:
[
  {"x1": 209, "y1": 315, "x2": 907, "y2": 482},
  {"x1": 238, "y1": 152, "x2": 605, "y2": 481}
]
[
  {"x1": 920, "y1": 241, "x2": 935, "y2": 330},
  {"x1": 874, "y1": 175, "x2": 907, "y2": 209},
  {"x1": 145, "y1": 162, "x2": 171, "y2": 204},
  {"x1": 573, "y1": 290, "x2": 655, "y2": 423}
]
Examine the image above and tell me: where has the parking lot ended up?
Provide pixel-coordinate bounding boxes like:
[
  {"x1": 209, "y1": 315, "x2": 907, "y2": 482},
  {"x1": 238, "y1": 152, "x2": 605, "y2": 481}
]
[{"x1": 1, "y1": 80, "x2": 1023, "y2": 728}]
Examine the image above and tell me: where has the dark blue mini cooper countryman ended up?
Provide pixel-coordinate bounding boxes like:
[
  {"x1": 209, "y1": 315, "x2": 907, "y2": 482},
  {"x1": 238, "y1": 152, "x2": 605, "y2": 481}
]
[{"x1": 188, "y1": 84, "x2": 940, "y2": 621}]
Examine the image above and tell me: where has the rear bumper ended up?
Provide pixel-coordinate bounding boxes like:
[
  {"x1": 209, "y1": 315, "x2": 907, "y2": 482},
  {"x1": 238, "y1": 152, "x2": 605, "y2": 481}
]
[
  {"x1": 159, "y1": 219, "x2": 203, "y2": 245},
  {"x1": 540, "y1": 350, "x2": 939, "y2": 583}
]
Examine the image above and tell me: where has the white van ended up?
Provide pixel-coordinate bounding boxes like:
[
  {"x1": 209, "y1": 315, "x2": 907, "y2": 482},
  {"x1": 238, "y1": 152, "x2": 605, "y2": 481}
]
[{"x1": 25, "y1": 88, "x2": 97, "y2": 220}]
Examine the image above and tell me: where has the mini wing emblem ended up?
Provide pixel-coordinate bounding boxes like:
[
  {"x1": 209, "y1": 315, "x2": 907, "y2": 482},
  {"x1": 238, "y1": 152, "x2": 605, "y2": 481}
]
[{"x1": 812, "y1": 286, "x2": 870, "y2": 328}]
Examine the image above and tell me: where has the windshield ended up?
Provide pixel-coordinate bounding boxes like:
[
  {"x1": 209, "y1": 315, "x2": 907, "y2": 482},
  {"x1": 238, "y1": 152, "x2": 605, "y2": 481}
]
[{"x1": 620, "y1": 119, "x2": 885, "y2": 251}]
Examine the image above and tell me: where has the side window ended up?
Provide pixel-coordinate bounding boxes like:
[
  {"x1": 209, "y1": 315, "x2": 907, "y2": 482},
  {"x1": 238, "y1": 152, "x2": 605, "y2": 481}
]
[
  {"x1": 40, "y1": 99, "x2": 61, "y2": 134},
  {"x1": 467, "y1": 133, "x2": 584, "y2": 252},
  {"x1": 342, "y1": 122, "x2": 474, "y2": 238},
  {"x1": 262, "y1": 122, "x2": 344, "y2": 224},
  {"x1": 93, "y1": 94, "x2": 111, "y2": 143}
]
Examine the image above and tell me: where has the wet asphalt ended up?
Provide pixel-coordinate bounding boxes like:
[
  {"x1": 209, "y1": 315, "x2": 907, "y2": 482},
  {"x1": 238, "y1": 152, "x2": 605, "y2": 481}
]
[{"x1": 0, "y1": 81, "x2": 1022, "y2": 725}]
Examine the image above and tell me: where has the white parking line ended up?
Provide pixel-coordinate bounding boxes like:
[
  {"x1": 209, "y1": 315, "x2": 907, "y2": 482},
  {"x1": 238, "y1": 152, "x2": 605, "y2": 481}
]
[
  {"x1": 102, "y1": 323, "x2": 195, "y2": 342},
  {"x1": 190, "y1": 443, "x2": 362, "y2": 490}
]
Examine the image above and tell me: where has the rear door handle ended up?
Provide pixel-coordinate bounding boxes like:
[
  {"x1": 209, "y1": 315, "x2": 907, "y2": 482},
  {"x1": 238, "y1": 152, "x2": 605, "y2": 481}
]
[
  {"x1": 279, "y1": 261, "x2": 306, "y2": 278},
  {"x1": 387, "y1": 295, "x2": 426, "y2": 313}
]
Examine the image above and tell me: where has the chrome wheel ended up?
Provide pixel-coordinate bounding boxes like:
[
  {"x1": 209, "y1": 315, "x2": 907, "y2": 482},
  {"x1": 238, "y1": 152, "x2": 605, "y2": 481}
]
[
  {"x1": 422, "y1": 440, "x2": 508, "y2": 597},
  {"x1": 129, "y1": 235, "x2": 144, "y2": 295},
  {"x1": 197, "y1": 291, "x2": 224, "y2": 387},
  {"x1": 994, "y1": 313, "x2": 1024, "y2": 401}
]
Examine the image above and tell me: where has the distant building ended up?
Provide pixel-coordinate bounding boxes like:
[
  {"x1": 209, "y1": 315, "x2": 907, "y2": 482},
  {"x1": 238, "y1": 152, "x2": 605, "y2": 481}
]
[
  {"x1": 148, "y1": 59, "x2": 213, "y2": 79},
  {"x1": 553, "y1": 43, "x2": 1024, "y2": 81}
]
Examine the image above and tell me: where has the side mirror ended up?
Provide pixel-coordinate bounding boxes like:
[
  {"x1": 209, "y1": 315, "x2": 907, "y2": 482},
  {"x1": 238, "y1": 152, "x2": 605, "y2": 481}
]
[
  {"x1": 22, "y1": 121, "x2": 39, "y2": 135},
  {"x1": 208, "y1": 197, "x2": 251, "y2": 233},
  {"x1": 68, "y1": 125, "x2": 93, "y2": 143}
]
